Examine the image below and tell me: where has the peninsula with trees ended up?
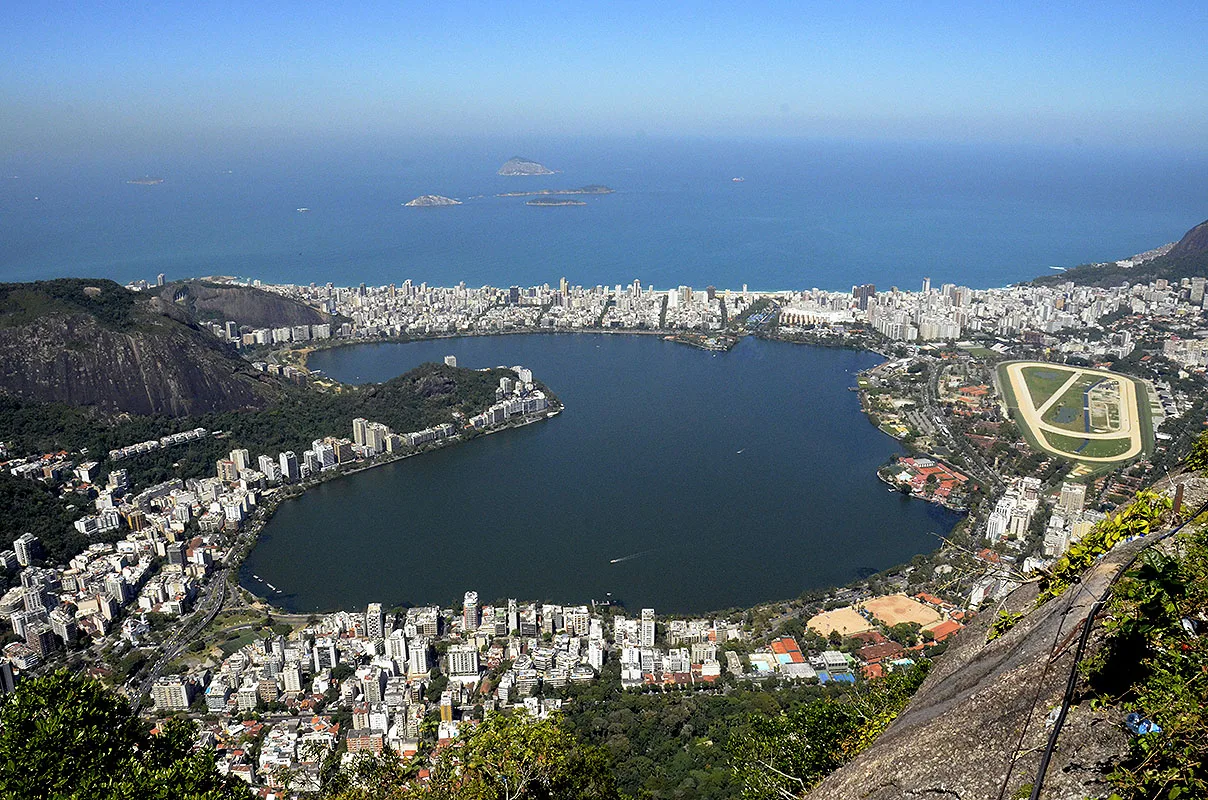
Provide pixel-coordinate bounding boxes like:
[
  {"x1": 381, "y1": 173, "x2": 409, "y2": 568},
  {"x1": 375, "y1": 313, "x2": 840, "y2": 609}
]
[{"x1": 498, "y1": 185, "x2": 613, "y2": 198}]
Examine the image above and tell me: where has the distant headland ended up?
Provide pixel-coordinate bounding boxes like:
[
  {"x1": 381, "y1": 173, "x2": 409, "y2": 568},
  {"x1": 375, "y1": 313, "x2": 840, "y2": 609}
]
[
  {"x1": 125, "y1": 177, "x2": 164, "y2": 185},
  {"x1": 526, "y1": 198, "x2": 586, "y2": 207},
  {"x1": 498, "y1": 185, "x2": 613, "y2": 198},
  {"x1": 497, "y1": 156, "x2": 556, "y2": 176}
]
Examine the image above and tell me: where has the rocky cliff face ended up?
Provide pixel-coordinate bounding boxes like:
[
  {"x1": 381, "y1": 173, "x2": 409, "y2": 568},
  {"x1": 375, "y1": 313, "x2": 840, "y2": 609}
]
[
  {"x1": 0, "y1": 280, "x2": 280, "y2": 416},
  {"x1": 805, "y1": 539, "x2": 1153, "y2": 800},
  {"x1": 158, "y1": 281, "x2": 331, "y2": 330}
]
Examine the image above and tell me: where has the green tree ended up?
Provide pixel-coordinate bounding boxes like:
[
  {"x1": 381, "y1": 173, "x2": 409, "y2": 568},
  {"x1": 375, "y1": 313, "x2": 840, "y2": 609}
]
[
  {"x1": 732, "y1": 664, "x2": 930, "y2": 799},
  {"x1": 425, "y1": 712, "x2": 617, "y2": 800},
  {"x1": 0, "y1": 669, "x2": 251, "y2": 799},
  {"x1": 1186, "y1": 430, "x2": 1208, "y2": 472},
  {"x1": 326, "y1": 712, "x2": 617, "y2": 800}
]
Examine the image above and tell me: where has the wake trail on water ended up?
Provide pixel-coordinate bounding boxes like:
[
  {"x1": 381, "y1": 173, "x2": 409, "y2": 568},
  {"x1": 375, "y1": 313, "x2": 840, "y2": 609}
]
[{"x1": 609, "y1": 550, "x2": 653, "y2": 564}]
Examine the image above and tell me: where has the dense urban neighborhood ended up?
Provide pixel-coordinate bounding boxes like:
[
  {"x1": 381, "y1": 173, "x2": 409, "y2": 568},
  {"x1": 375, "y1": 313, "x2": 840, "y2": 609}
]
[{"x1": 3, "y1": 261, "x2": 1208, "y2": 797}]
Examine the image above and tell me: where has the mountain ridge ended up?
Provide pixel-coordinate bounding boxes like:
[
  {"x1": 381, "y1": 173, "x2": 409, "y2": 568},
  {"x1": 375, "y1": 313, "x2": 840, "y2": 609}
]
[
  {"x1": 157, "y1": 280, "x2": 332, "y2": 330},
  {"x1": 0, "y1": 279, "x2": 282, "y2": 417},
  {"x1": 1034, "y1": 217, "x2": 1208, "y2": 287}
]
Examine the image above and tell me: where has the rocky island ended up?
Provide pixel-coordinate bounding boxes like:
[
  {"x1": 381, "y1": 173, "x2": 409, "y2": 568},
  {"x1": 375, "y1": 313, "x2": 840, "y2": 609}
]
[
  {"x1": 526, "y1": 198, "x2": 586, "y2": 206},
  {"x1": 126, "y1": 177, "x2": 164, "y2": 185},
  {"x1": 497, "y1": 156, "x2": 556, "y2": 176},
  {"x1": 498, "y1": 185, "x2": 613, "y2": 197},
  {"x1": 403, "y1": 195, "x2": 462, "y2": 207}
]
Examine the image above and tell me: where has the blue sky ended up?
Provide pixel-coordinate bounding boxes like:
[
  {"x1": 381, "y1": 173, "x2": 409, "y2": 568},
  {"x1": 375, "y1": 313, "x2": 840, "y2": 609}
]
[{"x1": 4, "y1": 1, "x2": 1206, "y2": 154}]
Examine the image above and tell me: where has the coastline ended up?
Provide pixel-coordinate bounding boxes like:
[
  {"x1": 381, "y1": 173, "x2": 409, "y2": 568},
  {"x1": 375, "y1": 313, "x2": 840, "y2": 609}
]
[
  {"x1": 236, "y1": 407, "x2": 562, "y2": 609},
  {"x1": 246, "y1": 332, "x2": 962, "y2": 618},
  {"x1": 282, "y1": 327, "x2": 691, "y2": 372}
]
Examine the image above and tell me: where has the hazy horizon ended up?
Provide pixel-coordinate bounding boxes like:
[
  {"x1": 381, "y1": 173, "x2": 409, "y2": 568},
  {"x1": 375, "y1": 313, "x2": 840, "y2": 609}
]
[{"x1": 5, "y1": 2, "x2": 1207, "y2": 158}]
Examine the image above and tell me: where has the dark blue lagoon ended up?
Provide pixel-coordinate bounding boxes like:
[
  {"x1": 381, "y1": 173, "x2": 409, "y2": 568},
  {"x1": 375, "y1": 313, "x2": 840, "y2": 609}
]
[{"x1": 243, "y1": 335, "x2": 960, "y2": 613}]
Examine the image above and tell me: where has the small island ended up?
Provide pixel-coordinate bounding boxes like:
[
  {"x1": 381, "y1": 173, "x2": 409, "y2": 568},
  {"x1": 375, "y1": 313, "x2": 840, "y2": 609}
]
[
  {"x1": 526, "y1": 198, "x2": 586, "y2": 207},
  {"x1": 126, "y1": 177, "x2": 164, "y2": 185},
  {"x1": 404, "y1": 195, "x2": 462, "y2": 207},
  {"x1": 498, "y1": 156, "x2": 556, "y2": 176},
  {"x1": 498, "y1": 185, "x2": 613, "y2": 198},
  {"x1": 663, "y1": 332, "x2": 739, "y2": 351}
]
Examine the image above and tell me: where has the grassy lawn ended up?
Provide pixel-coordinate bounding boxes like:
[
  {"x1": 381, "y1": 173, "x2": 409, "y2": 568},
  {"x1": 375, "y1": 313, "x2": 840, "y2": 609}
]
[
  {"x1": 198, "y1": 610, "x2": 263, "y2": 641},
  {"x1": 959, "y1": 345, "x2": 999, "y2": 359},
  {"x1": 219, "y1": 630, "x2": 270, "y2": 657},
  {"x1": 1020, "y1": 365, "x2": 1077, "y2": 408},
  {"x1": 1041, "y1": 430, "x2": 1133, "y2": 459},
  {"x1": 1039, "y1": 375, "x2": 1102, "y2": 432},
  {"x1": 1042, "y1": 430, "x2": 1088, "y2": 456},
  {"x1": 1080, "y1": 437, "x2": 1135, "y2": 458}
]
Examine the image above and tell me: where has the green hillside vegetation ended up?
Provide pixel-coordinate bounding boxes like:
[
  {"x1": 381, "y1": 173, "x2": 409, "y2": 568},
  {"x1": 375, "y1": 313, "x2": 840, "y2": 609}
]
[
  {"x1": 1033, "y1": 218, "x2": 1208, "y2": 287},
  {"x1": 0, "y1": 279, "x2": 137, "y2": 330},
  {"x1": 0, "y1": 670, "x2": 251, "y2": 800},
  {"x1": 732, "y1": 663, "x2": 930, "y2": 798},
  {"x1": 325, "y1": 711, "x2": 618, "y2": 800},
  {"x1": 0, "y1": 473, "x2": 89, "y2": 565},
  {"x1": 0, "y1": 362, "x2": 543, "y2": 557},
  {"x1": 0, "y1": 670, "x2": 616, "y2": 800},
  {"x1": 1083, "y1": 523, "x2": 1208, "y2": 798},
  {"x1": 556, "y1": 663, "x2": 854, "y2": 798}
]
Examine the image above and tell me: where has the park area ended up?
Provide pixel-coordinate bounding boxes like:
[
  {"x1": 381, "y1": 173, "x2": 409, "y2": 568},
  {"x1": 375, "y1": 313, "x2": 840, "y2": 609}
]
[{"x1": 998, "y1": 361, "x2": 1151, "y2": 470}]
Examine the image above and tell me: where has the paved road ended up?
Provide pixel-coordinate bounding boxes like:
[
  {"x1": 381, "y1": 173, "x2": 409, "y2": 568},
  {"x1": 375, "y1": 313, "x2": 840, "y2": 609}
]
[
  {"x1": 129, "y1": 570, "x2": 229, "y2": 712},
  {"x1": 925, "y1": 361, "x2": 1005, "y2": 491}
]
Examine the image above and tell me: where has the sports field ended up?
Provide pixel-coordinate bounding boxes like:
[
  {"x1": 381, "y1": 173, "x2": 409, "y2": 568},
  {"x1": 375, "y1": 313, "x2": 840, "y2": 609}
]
[
  {"x1": 998, "y1": 361, "x2": 1152, "y2": 467},
  {"x1": 860, "y1": 594, "x2": 942, "y2": 627},
  {"x1": 807, "y1": 607, "x2": 874, "y2": 637}
]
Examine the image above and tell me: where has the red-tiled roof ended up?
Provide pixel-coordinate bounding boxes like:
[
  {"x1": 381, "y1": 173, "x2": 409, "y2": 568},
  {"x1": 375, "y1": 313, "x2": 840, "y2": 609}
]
[
  {"x1": 858, "y1": 641, "x2": 906, "y2": 664},
  {"x1": 926, "y1": 620, "x2": 963, "y2": 642},
  {"x1": 850, "y1": 630, "x2": 888, "y2": 645}
]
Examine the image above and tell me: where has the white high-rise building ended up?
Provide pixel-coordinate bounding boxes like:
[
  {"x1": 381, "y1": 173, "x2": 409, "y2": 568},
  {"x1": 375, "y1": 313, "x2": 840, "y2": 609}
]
[
  {"x1": 640, "y1": 608, "x2": 656, "y2": 648},
  {"x1": 408, "y1": 637, "x2": 431, "y2": 675},
  {"x1": 447, "y1": 644, "x2": 479, "y2": 677},
  {"x1": 1058, "y1": 482, "x2": 1087, "y2": 516},
  {"x1": 283, "y1": 663, "x2": 304, "y2": 693},
  {"x1": 258, "y1": 455, "x2": 281, "y2": 483},
  {"x1": 365, "y1": 603, "x2": 384, "y2": 639},
  {"x1": 385, "y1": 630, "x2": 408, "y2": 665},
  {"x1": 352, "y1": 418, "x2": 369, "y2": 447},
  {"x1": 507, "y1": 599, "x2": 519, "y2": 634},
  {"x1": 279, "y1": 451, "x2": 300, "y2": 482},
  {"x1": 463, "y1": 591, "x2": 479, "y2": 632},
  {"x1": 14, "y1": 534, "x2": 39, "y2": 567},
  {"x1": 230, "y1": 449, "x2": 251, "y2": 473}
]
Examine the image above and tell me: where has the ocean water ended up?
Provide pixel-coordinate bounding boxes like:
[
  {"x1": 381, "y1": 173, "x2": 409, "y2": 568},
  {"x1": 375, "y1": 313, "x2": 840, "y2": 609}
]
[
  {"x1": 243, "y1": 335, "x2": 962, "y2": 613},
  {"x1": 2, "y1": 137, "x2": 1205, "y2": 292}
]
